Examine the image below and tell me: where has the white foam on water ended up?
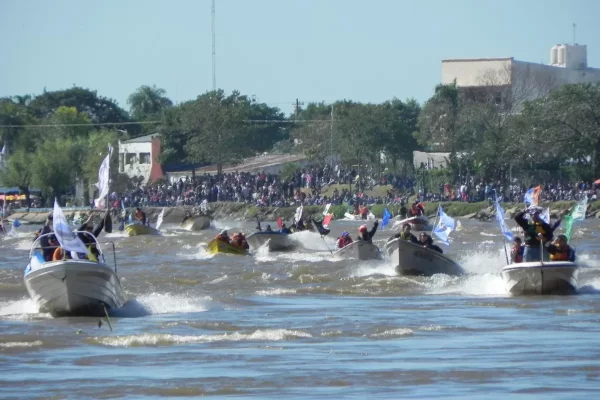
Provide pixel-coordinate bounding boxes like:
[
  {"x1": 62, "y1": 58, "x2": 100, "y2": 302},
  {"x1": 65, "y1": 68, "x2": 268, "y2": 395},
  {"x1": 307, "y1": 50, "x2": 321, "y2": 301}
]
[
  {"x1": 113, "y1": 293, "x2": 211, "y2": 317},
  {"x1": 289, "y1": 231, "x2": 336, "y2": 252},
  {"x1": 0, "y1": 298, "x2": 43, "y2": 318},
  {"x1": 0, "y1": 340, "x2": 43, "y2": 348},
  {"x1": 352, "y1": 260, "x2": 396, "y2": 277},
  {"x1": 104, "y1": 231, "x2": 127, "y2": 239},
  {"x1": 369, "y1": 328, "x2": 413, "y2": 338},
  {"x1": 455, "y1": 245, "x2": 509, "y2": 275},
  {"x1": 212, "y1": 220, "x2": 242, "y2": 231},
  {"x1": 480, "y1": 232, "x2": 498, "y2": 237},
  {"x1": 14, "y1": 239, "x2": 34, "y2": 251},
  {"x1": 425, "y1": 273, "x2": 506, "y2": 296},
  {"x1": 91, "y1": 328, "x2": 312, "y2": 347},
  {"x1": 178, "y1": 243, "x2": 212, "y2": 260},
  {"x1": 256, "y1": 288, "x2": 297, "y2": 296}
]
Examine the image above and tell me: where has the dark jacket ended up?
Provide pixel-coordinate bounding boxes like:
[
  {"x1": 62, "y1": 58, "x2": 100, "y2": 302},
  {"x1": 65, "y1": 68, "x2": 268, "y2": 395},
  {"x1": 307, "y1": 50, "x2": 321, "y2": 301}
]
[
  {"x1": 391, "y1": 231, "x2": 419, "y2": 244},
  {"x1": 357, "y1": 221, "x2": 379, "y2": 243},
  {"x1": 514, "y1": 211, "x2": 553, "y2": 247},
  {"x1": 424, "y1": 237, "x2": 443, "y2": 254}
]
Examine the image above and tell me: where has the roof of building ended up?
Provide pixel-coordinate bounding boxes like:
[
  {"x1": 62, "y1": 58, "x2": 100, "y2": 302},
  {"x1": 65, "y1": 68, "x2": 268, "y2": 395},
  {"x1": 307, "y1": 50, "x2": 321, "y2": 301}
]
[
  {"x1": 121, "y1": 134, "x2": 159, "y2": 144},
  {"x1": 442, "y1": 57, "x2": 513, "y2": 63}
]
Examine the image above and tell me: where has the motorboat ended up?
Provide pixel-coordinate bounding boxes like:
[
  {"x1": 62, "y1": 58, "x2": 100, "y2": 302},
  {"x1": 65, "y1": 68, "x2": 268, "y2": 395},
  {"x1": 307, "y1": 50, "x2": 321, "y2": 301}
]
[
  {"x1": 501, "y1": 261, "x2": 579, "y2": 295},
  {"x1": 207, "y1": 239, "x2": 248, "y2": 256},
  {"x1": 24, "y1": 232, "x2": 127, "y2": 317},
  {"x1": 124, "y1": 223, "x2": 161, "y2": 236},
  {"x1": 333, "y1": 240, "x2": 381, "y2": 261},
  {"x1": 246, "y1": 232, "x2": 296, "y2": 251},
  {"x1": 181, "y1": 216, "x2": 212, "y2": 231},
  {"x1": 384, "y1": 238, "x2": 464, "y2": 276},
  {"x1": 392, "y1": 215, "x2": 432, "y2": 231}
]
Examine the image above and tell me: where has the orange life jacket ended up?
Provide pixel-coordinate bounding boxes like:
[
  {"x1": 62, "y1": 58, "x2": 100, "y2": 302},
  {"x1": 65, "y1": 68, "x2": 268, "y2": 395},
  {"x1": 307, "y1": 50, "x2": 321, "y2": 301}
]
[{"x1": 550, "y1": 245, "x2": 571, "y2": 261}]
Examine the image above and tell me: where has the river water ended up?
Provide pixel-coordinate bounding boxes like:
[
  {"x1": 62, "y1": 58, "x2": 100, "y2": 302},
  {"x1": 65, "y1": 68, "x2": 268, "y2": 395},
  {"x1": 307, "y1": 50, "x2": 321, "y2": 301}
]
[{"x1": 1, "y1": 218, "x2": 600, "y2": 399}]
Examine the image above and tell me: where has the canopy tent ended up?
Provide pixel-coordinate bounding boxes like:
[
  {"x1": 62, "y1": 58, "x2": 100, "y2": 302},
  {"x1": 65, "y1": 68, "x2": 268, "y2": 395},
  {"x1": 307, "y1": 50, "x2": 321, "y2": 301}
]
[{"x1": 0, "y1": 194, "x2": 27, "y2": 200}]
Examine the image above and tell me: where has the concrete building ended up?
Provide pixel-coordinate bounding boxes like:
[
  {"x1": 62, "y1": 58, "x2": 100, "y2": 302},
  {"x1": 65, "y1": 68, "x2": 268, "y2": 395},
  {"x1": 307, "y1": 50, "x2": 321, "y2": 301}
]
[
  {"x1": 442, "y1": 44, "x2": 600, "y2": 108},
  {"x1": 118, "y1": 134, "x2": 164, "y2": 184}
]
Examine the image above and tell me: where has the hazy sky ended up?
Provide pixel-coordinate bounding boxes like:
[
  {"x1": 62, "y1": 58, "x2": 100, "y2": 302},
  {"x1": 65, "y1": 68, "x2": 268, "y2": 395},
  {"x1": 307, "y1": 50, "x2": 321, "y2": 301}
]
[{"x1": 1, "y1": 0, "x2": 599, "y2": 115}]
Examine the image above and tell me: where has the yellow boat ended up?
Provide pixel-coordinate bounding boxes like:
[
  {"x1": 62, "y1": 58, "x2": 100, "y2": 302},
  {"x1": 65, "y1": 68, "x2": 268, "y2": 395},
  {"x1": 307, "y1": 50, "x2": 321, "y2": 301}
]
[
  {"x1": 124, "y1": 223, "x2": 162, "y2": 237},
  {"x1": 207, "y1": 239, "x2": 248, "y2": 256}
]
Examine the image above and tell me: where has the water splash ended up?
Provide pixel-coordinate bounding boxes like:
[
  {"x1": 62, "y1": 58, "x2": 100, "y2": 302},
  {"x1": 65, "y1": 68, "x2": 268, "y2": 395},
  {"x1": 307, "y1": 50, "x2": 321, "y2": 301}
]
[
  {"x1": 0, "y1": 298, "x2": 48, "y2": 319},
  {"x1": 112, "y1": 292, "x2": 212, "y2": 317}
]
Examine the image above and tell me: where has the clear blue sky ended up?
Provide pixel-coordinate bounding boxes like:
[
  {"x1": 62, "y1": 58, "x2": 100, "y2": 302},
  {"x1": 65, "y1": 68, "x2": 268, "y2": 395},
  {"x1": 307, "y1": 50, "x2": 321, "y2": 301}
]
[{"x1": 1, "y1": 0, "x2": 599, "y2": 115}]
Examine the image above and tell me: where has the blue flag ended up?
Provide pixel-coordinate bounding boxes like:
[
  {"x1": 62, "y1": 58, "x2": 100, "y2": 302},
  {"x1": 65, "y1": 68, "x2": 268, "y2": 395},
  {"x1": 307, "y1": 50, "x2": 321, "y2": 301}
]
[
  {"x1": 433, "y1": 206, "x2": 455, "y2": 245},
  {"x1": 381, "y1": 208, "x2": 392, "y2": 230},
  {"x1": 523, "y1": 188, "x2": 534, "y2": 205},
  {"x1": 494, "y1": 199, "x2": 513, "y2": 241}
]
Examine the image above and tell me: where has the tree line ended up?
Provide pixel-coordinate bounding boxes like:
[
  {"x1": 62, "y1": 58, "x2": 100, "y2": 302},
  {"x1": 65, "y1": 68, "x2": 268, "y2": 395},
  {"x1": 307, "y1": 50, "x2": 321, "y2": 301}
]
[{"x1": 2, "y1": 78, "x2": 600, "y2": 206}]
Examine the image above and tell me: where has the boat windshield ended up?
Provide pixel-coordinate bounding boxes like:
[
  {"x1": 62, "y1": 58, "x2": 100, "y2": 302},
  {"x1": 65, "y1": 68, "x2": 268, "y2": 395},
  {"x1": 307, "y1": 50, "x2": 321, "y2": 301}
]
[{"x1": 29, "y1": 231, "x2": 105, "y2": 261}]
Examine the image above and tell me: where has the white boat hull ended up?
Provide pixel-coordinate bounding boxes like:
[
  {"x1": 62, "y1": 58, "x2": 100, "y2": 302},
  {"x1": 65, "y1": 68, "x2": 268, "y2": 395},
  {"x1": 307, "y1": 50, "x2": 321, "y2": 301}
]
[
  {"x1": 384, "y1": 238, "x2": 464, "y2": 276},
  {"x1": 181, "y1": 216, "x2": 212, "y2": 231},
  {"x1": 392, "y1": 215, "x2": 432, "y2": 231},
  {"x1": 24, "y1": 260, "x2": 127, "y2": 317},
  {"x1": 246, "y1": 232, "x2": 296, "y2": 251},
  {"x1": 501, "y1": 261, "x2": 579, "y2": 295},
  {"x1": 333, "y1": 241, "x2": 381, "y2": 260}
]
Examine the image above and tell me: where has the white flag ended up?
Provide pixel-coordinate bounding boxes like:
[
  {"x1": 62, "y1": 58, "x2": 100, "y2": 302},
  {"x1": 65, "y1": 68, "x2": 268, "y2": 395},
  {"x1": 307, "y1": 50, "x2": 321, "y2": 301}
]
[
  {"x1": 323, "y1": 203, "x2": 331, "y2": 216},
  {"x1": 433, "y1": 206, "x2": 455, "y2": 246},
  {"x1": 156, "y1": 208, "x2": 165, "y2": 230},
  {"x1": 53, "y1": 199, "x2": 89, "y2": 254},
  {"x1": 572, "y1": 197, "x2": 588, "y2": 221},
  {"x1": 94, "y1": 154, "x2": 110, "y2": 208},
  {"x1": 294, "y1": 205, "x2": 303, "y2": 224}
]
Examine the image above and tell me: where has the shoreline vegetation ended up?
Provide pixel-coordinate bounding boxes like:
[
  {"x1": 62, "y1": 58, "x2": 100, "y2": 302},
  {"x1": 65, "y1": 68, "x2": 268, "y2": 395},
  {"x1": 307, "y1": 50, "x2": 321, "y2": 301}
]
[{"x1": 8, "y1": 200, "x2": 600, "y2": 225}]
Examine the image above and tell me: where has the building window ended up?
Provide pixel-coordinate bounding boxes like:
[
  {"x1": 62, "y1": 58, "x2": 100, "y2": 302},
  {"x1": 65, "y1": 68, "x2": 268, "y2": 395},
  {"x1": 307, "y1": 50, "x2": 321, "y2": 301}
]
[
  {"x1": 119, "y1": 154, "x2": 124, "y2": 172},
  {"x1": 126, "y1": 153, "x2": 136, "y2": 164},
  {"x1": 139, "y1": 152, "x2": 151, "y2": 164}
]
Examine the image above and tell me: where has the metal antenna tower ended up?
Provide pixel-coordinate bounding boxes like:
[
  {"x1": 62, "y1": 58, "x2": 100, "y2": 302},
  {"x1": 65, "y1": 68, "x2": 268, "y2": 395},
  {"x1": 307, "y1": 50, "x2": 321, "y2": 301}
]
[{"x1": 212, "y1": 0, "x2": 216, "y2": 91}]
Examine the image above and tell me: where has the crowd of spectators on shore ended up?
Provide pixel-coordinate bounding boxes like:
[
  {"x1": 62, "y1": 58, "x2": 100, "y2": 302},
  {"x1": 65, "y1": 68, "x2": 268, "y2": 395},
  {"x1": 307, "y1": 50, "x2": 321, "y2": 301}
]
[{"x1": 106, "y1": 164, "x2": 598, "y2": 210}]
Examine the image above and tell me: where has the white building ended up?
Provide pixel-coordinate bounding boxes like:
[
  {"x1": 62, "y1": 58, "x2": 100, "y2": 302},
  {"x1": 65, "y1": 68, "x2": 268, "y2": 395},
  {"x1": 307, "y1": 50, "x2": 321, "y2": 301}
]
[
  {"x1": 118, "y1": 134, "x2": 164, "y2": 184},
  {"x1": 441, "y1": 44, "x2": 600, "y2": 108}
]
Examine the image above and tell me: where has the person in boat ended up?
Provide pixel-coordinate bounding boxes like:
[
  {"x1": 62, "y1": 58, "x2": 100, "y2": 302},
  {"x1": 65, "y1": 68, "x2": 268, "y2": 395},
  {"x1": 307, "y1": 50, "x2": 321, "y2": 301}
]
[
  {"x1": 510, "y1": 237, "x2": 524, "y2": 263},
  {"x1": 37, "y1": 213, "x2": 55, "y2": 261},
  {"x1": 409, "y1": 201, "x2": 425, "y2": 217},
  {"x1": 118, "y1": 208, "x2": 127, "y2": 231},
  {"x1": 359, "y1": 205, "x2": 369, "y2": 220},
  {"x1": 265, "y1": 224, "x2": 273, "y2": 233},
  {"x1": 134, "y1": 207, "x2": 148, "y2": 226},
  {"x1": 514, "y1": 207, "x2": 553, "y2": 262},
  {"x1": 337, "y1": 231, "x2": 353, "y2": 249},
  {"x1": 310, "y1": 217, "x2": 331, "y2": 236},
  {"x1": 215, "y1": 229, "x2": 231, "y2": 244},
  {"x1": 279, "y1": 223, "x2": 291, "y2": 234},
  {"x1": 547, "y1": 234, "x2": 576, "y2": 262},
  {"x1": 357, "y1": 220, "x2": 379, "y2": 243},
  {"x1": 388, "y1": 223, "x2": 418, "y2": 243},
  {"x1": 418, "y1": 232, "x2": 443, "y2": 254},
  {"x1": 399, "y1": 203, "x2": 408, "y2": 219},
  {"x1": 75, "y1": 213, "x2": 107, "y2": 261},
  {"x1": 231, "y1": 232, "x2": 250, "y2": 250}
]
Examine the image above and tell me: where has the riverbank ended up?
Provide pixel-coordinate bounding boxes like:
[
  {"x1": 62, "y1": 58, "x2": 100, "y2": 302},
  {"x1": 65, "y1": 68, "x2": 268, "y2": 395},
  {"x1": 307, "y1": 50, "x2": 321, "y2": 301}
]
[{"x1": 7, "y1": 200, "x2": 600, "y2": 225}]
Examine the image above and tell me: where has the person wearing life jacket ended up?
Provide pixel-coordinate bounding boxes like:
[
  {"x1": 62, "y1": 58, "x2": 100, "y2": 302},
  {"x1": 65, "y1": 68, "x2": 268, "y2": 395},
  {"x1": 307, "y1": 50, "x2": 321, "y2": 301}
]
[
  {"x1": 76, "y1": 212, "x2": 106, "y2": 261},
  {"x1": 410, "y1": 201, "x2": 425, "y2": 217},
  {"x1": 510, "y1": 237, "x2": 524, "y2": 263},
  {"x1": 418, "y1": 232, "x2": 443, "y2": 254},
  {"x1": 548, "y1": 234, "x2": 576, "y2": 262},
  {"x1": 514, "y1": 207, "x2": 553, "y2": 262},
  {"x1": 357, "y1": 220, "x2": 379, "y2": 243},
  {"x1": 279, "y1": 223, "x2": 291, "y2": 234},
  {"x1": 237, "y1": 232, "x2": 249, "y2": 250},
  {"x1": 389, "y1": 223, "x2": 418, "y2": 243},
  {"x1": 215, "y1": 229, "x2": 230, "y2": 244},
  {"x1": 38, "y1": 213, "x2": 55, "y2": 261},
  {"x1": 337, "y1": 231, "x2": 353, "y2": 249},
  {"x1": 134, "y1": 207, "x2": 147, "y2": 226},
  {"x1": 265, "y1": 224, "x2": 273, "y2": 233}
]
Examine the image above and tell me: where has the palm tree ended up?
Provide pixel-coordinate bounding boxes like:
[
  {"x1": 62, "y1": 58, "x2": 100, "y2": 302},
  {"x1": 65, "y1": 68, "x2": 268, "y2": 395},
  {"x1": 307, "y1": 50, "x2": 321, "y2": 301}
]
[{"x1": 127, "y1": 85, "x2": 173, "y2": 120}]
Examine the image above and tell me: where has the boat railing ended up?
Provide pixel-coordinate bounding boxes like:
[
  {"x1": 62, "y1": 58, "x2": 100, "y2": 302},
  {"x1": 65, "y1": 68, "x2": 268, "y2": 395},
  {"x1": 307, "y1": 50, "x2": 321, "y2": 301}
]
[{"x1": 29, "y1": 232, "x2": 118, "y2": 273}]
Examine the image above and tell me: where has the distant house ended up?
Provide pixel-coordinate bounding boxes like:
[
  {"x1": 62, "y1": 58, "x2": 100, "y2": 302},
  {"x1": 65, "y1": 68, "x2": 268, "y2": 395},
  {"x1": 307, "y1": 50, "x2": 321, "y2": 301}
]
[{"x1": 118, "y1": 134, "x2": 164, "y2": 184}]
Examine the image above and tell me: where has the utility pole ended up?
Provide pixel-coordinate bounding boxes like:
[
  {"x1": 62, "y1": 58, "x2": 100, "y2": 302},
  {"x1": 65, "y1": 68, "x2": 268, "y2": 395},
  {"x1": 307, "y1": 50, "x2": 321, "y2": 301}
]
[
  {"x1": 573, "y1": 22, "x2": 577, "y2": 44},
  {"x1": 212, "y1": 0, "x2": 216, "y2": 91},
  {"x1": 294, "y1": 98, "x2": 304, "y2": 119}
]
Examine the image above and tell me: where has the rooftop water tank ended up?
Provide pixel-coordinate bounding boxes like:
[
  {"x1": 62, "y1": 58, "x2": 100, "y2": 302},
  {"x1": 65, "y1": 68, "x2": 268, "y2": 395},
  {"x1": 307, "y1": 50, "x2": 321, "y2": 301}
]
[
  {"x1": 550, "y1": 45, "x2": 559, "y2": 65},
  {"x1": 565, "y1": 44, "x2": 587, "y2": 69},
  {"x1": 557, "y1": 44, "x2": 566, "y2": 66}
]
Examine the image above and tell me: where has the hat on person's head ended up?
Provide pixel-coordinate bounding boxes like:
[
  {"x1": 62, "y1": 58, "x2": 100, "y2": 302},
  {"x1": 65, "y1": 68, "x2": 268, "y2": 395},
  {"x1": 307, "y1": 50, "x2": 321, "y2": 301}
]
[
  {"x1": 220, "y1": 229, "x2": 228, "y2": 236},
  {"x1": 359, "y1": 225, "x2": 367, "y2": 233},
  {"x1": 342, "y1": 231, "x2": 349, "y2": 237}
]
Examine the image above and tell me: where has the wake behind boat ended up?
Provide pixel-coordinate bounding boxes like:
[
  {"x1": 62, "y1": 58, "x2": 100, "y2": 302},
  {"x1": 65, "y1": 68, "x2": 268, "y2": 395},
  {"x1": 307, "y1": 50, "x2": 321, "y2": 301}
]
[
  {"x1": 246, "y1": 231, "x2": 296, "y2": 252},
  {"x1": 501, "y1": 261, "x2": 579, "y2": 295},
  {"x1": 24, "y1": 232, "x2": 126, "y2": 317},
  {"x1": 384, "y1": 238, "x2": 464, "y2": 276},
  {"x1": 333, "y1": 240, "x2": 381, "y2": 261}
]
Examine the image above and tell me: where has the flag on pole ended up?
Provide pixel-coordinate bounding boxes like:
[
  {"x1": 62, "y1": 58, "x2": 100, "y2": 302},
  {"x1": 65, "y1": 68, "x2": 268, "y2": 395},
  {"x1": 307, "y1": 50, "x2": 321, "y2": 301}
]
[
  {"x1": 294, "y1": 205, "x2": 303, "y2": 224},
  {"x1": 156, "y1": 208, "x2": 165, "y2": 230},
  {"x1": 564, "y1": 197, "x2": 588, "y2": 241},
  {"x1": 53, "y1": 199, "x2": 89, "y2": 254},
  {"x1": 381, "y1": 208, "x2": 392, "y2": 230},
  {"x1": 93, "y1": 154, "x2": 110, "y2": 208},
  {"x1": 494, "y1": 199, "x2": 513, "y2": 241},
  {"x1": 277, "y1": 217, "x2": 283, "y2": 229},
  {"x1": 433, "y1": 206, "x2": 455, "y2": 245},
  {"x1": 323, "y1": 203, "x2": 331, "y2": 216}
]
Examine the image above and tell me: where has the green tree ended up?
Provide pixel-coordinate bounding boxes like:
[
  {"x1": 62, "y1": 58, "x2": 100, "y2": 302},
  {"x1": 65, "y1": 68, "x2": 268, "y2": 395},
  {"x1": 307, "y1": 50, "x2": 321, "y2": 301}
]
[
  {"x1": 31, "y1": 139, "x2": 79, "y2": 202},
  {"x1": 0, "y1": 149, "x2": 34, "y2": 207},
  {"x1": 380, "y1": 98, "x2": 421, "y2": 172},
  {"x1": 127, "y1": 85, "x2": 173, "y2": 121}
]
